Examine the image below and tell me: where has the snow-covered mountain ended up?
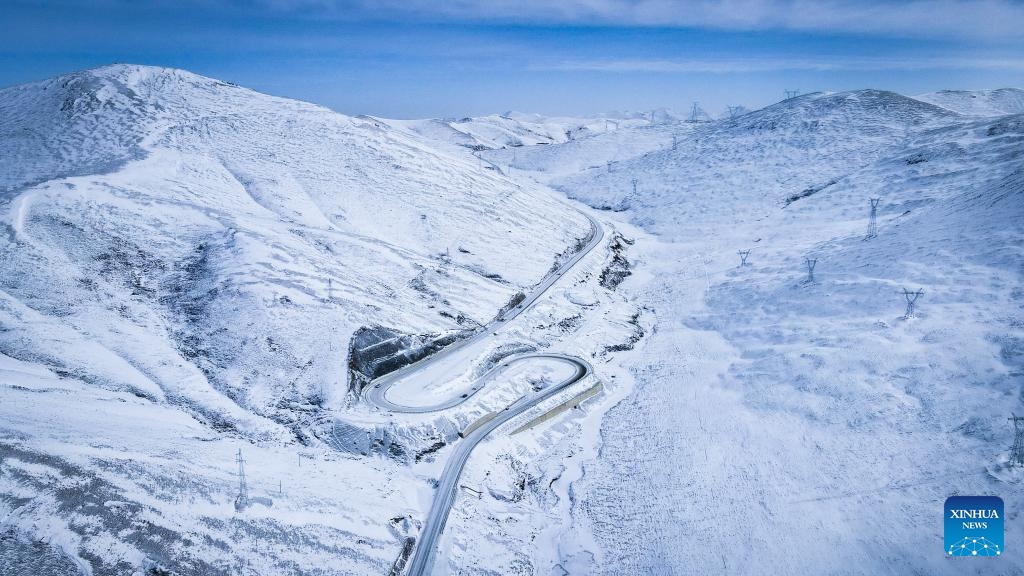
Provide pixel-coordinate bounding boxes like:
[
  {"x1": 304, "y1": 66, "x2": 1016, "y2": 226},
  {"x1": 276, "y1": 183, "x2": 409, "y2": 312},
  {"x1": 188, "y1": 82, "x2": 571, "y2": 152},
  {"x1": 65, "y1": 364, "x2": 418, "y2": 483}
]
[
  {"x1": 538, "y1": 90, "x2": 961, "y2": 233},
  {"x1": 2, "y1": 64, "x2": 1021, "y2": 576},
  {"x1": 916, "y1": 88, "x2": 1024, "y2": 117},
  {"x1": 0, "y1": 65, "x2": 591, "y2": 432},
  {"x1": 0, "y1": 65, "x2": 600, "y2": 575},
  {"x1": 392, "y1": 109, "x2": 677, "y2": 154},
  {"x1": 500, "y1": 88, "x2": 1024, "y2": 574}
]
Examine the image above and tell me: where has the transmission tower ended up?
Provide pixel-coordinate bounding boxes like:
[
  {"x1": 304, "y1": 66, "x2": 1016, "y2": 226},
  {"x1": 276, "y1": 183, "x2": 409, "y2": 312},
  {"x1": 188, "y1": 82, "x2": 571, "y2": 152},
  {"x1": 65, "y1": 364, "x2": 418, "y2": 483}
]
[
  {"x1": 235, "y1": 448, "x2": 249, "y2": 511},
  {"x1": 671, "y1": 135, "x2": 677, "y2": 151},
  {"x1": 737, "y1": 249, "x2": 751, "y2": 267},
  {"x1": 1010, "y1": 415, "x2": 1024, "y2": 466},
  {"x1": 726, "y1": 105, "x2": 743, "y2": 118},
  {"x1": 630, "y1": 178, "x2": 638, "y2": 197},
  {"x1": 607, "y1": 160, "x2": 613, "y2": 173},
  {"x1": 804, "y1": 258, "x2": 817, "y2": 283},
  {"x1": 688, "y1": 101, "x2": 703, "y2": 122},
  {"x1": 901, "y1": 288, "x2": 924, "y2": 319},
  {"x1": 866, "y1": 198, "x2": 880, "y2": 239},
  {"x1": 784, "y1": 89, "x2": 800, "y2": 100}
]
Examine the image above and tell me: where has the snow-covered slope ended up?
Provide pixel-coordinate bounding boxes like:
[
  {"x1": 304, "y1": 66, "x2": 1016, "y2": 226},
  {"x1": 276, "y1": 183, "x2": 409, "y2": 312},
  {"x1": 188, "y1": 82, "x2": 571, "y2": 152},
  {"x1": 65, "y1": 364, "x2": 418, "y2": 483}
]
[
  {"x1": 482, "y1": 120, "x2": 686, "y2": 181},
  {"x1": 0, "y1": 65, "x2": 590, "y2": 433},
  {"x1": 3, "y1": 65, "x2": 1021, "y2": 576},
  {"x1": 0, "y1": 64, "x2": 595, "y2": 574},
  {"x1": 505, "y1": 90, "x2": 1024, "y2": 574},
  {"x1": 916, "y1": 88, "x2": 1024, "y2": 117},
  {"x1": 393, "y1": 109, "x2": 675, "y2": 154},
  {"x1": 394, "y1": 113, "x2": 581, "y2": 150},
  {"x1": 551, "y1": 90, "x2": 961, "y2": 234}
]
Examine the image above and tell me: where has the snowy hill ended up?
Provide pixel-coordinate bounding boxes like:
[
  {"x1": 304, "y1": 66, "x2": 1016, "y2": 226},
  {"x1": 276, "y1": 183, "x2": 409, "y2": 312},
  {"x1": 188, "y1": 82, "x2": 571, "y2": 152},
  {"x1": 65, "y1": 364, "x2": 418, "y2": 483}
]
[
  {"x1": 482, "y1": 120, "x2": 685, "y2": 181},
  {"x1": 504, "y1": 89, "x2": 1024, "y2": 574},
  {"x1": 2, "y1": 65, "x2": 1021, "y2": 576},
  {"x1": 0, "y1": 65, "x2": 590, "y2": 431},
  {"x1": 393, "y1": 109, "x2": 675, "y2": 154},
  {"x1": 916, "y1": 88, "x2": 1024, "y2": 116},
  {"x1": 545, "y1": 90, "x2": 959, "y2": 234},
  {"x1": 0, "y1": 65, "x2": 596, "y2": 574}
]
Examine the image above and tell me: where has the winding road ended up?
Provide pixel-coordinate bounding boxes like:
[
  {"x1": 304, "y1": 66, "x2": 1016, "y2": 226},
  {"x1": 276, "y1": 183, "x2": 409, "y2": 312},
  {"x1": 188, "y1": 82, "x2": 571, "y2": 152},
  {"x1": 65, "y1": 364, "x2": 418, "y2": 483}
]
[{"x1": 361, "y1": 213, "x2": 604, "y2": 575}]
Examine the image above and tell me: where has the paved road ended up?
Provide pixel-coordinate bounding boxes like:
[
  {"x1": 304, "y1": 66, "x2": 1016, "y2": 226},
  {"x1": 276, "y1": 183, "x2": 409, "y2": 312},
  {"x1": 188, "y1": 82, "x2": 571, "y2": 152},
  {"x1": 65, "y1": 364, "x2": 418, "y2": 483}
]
[
  {"x1": 402, "y1": 354, "x2": 591, "y2": 576},
  {"x1": 365, "y1": 212, "x2": 603, "y2": 413},
  {"x1": 362, "y1": 213, "x2": 604, "y2": 575}
]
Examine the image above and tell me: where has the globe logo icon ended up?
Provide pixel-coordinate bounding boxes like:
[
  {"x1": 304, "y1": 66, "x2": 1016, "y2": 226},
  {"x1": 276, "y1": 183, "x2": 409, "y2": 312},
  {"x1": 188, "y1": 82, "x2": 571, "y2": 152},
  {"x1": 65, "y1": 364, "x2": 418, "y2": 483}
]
[{"x1": 949, "y1": 537, "x2": 1001, "y2": 556}]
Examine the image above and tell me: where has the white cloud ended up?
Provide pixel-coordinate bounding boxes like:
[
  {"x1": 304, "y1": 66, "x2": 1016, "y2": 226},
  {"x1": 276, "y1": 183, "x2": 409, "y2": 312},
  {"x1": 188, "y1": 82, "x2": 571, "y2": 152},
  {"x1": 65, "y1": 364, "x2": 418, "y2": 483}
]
[
  {"x1": 538, "y1": 55, "x2": 1024, "y2": 73},
  {"x1": 274, "y1": 0, "x2": 1024, "y2": 40}
]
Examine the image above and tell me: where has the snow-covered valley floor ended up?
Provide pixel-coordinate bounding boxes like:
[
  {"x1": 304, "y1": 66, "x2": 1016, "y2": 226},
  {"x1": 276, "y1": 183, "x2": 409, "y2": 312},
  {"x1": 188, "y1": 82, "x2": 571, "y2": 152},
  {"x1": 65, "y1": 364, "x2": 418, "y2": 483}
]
[{"x1": 1, "y1": 66, "x2": 1022, "y2": 576}]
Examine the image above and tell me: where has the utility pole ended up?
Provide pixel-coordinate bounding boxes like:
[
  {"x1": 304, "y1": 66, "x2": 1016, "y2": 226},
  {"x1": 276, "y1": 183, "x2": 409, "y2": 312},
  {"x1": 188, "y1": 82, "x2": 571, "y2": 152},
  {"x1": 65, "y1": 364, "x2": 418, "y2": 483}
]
[
  {"x1": 1010, "y1": 415, "x2": 1024, "y2": 466},
  {"x1": 737, "y1": 249, "x2": 751, "y2": 267},
  {"x1": 901, "y1": 288, "x2": 924, "y2": 319},
  {"x1": 866, "y1": 198, "x2": 880, "y2": 239},
  {"x1": 804, "y1": 258, "x2": 817, "y2": 283},
  {"x1": 235, "y1": 449, "x2": 249, "y2": 511}
]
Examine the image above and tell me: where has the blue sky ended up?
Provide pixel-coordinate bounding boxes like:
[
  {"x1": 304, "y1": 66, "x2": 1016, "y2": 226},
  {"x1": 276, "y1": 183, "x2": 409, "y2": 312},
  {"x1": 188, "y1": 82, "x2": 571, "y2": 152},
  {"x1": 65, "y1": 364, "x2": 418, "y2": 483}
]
[{"x1": 2, "y1": 0, "x2": 1022, "y2": 118}]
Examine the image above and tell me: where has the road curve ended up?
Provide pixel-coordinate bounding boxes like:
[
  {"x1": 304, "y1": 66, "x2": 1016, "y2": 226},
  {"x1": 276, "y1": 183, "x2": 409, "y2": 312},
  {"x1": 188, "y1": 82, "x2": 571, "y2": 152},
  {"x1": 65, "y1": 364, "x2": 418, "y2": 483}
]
[
  {"x1": 364, "y1": 212, "x2": 603, "y2": 413},
  {"x1": 403, "y1": 354, "x2": 592, "y2": 576},
  {"x1": 361, "y1": 212, "x2": 604, "y2": 575},
  {"x1": 366, "y1": 350, "x2": 576, "y2": 413}
]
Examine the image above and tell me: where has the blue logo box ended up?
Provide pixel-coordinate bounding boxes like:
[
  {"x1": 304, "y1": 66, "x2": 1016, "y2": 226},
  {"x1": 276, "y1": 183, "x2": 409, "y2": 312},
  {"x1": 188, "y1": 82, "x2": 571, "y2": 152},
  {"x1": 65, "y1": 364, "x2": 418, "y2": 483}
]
[{"x1": 945, "y1": 496, "x2": 1004, "y2": 557}]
